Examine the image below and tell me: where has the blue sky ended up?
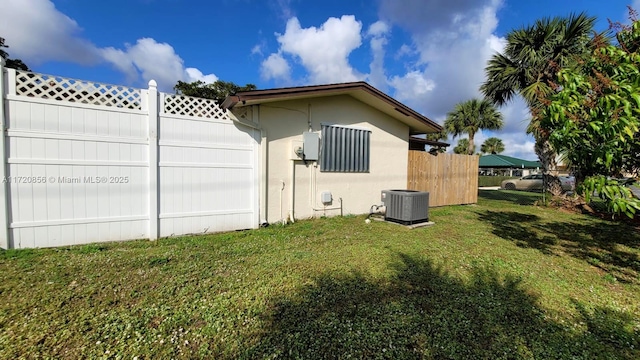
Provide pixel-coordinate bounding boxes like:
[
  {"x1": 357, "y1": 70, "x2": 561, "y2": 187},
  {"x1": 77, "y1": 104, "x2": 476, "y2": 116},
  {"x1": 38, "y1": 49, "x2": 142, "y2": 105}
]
[{"x1": 1, "y1": 0, "x2": 636, "y2": 160}]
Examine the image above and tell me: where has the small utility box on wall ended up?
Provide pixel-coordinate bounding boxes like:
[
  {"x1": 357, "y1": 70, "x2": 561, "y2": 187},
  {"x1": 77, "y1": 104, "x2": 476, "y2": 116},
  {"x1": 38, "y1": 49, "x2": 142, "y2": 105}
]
[
  {"x1": 321, "y1": 191, "x2": 332, "y2": 205},
  {"x1": 303, "y1": 132, "x2": 319, "y2": 160}
]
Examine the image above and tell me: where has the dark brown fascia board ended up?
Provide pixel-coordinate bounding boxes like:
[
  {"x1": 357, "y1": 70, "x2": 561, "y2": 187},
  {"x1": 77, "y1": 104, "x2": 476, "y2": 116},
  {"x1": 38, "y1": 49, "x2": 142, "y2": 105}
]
[
  {"x1": 409, "y1": 136, "x2": 450, "y2": 148},
  {"x1": 220, "y1": 95, "x2": 240, "y2": 109},
  {"x1": 220, "y1": 82, "x2": 363, "y2": 108},
  {"x1": 231, "y1": 81, "x2": 363, "y2": 96},
  {"x1": 221, "y1": 82, "x2": 442, "y2": 132}
]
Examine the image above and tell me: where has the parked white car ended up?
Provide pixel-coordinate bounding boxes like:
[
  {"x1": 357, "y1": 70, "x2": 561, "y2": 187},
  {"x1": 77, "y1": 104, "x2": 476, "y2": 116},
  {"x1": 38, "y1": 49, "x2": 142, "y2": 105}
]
[{"x1": 501, "y1": 174, "x2": 574, "y2": 192}]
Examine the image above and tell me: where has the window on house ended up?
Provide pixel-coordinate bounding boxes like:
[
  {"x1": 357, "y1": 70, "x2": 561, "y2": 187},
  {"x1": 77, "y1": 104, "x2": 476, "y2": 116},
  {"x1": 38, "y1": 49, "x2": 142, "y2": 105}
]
[{"x1": 320, "y1": 124, "x2": 370, "y2": 172}]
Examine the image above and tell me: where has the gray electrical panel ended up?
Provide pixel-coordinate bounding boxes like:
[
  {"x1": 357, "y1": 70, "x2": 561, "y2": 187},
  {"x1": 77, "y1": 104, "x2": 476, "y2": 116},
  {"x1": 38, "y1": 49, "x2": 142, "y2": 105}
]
[{"x1": 303, "y1": 132, "x2": 319, "y2": 160}]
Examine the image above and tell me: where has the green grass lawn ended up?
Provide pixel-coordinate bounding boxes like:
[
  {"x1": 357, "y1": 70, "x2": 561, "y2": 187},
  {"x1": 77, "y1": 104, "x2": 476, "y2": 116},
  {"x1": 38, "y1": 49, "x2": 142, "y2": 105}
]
[{"x1": 1, "y1": 190, "x2": 638, "y2": 359}]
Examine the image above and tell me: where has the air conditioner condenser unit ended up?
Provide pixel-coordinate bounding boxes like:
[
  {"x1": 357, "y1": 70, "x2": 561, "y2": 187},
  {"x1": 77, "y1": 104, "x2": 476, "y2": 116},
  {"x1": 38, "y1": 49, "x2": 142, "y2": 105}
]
[{"x1": 381, "y1": 190, "x2": 429, "y2": 225}]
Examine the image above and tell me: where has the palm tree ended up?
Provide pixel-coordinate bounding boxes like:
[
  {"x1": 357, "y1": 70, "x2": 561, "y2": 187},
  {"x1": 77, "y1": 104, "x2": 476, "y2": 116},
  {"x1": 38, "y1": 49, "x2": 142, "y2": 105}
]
[
  {"x1": 481, "y1": 137, "x2": 505, "y2": 154},
  {"x1": 444, "y1": 99, "x2": 504, "y2": 155},
  {"x1": 453, "y1": 139, "x2": 473, "y2": 154},
  {"x1": 480, "y1": 13, "x2": 597, "y2": 175},
  {"x1": 425, "y1": 129, "x2": 448, "y2": 142},
  {"x1": 425, "y1": 129, "x2": 449, "y2": 154}
]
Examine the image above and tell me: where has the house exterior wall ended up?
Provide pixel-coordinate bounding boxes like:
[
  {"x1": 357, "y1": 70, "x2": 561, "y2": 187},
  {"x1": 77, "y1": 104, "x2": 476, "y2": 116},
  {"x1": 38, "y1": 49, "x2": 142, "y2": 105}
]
[{"x1": 253, "y1": 95, "x2": 410, "y2": 223}]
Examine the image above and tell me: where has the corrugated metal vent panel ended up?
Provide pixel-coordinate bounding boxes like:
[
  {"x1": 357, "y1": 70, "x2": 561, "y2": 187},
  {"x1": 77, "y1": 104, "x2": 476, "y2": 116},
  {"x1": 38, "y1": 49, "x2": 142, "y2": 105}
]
[
  {"x1": 320, "y1": 125, "x2": 370, "y2": 172},
  {"x1": 381, "y1": 190, "x2": 429, "y2": 224}
]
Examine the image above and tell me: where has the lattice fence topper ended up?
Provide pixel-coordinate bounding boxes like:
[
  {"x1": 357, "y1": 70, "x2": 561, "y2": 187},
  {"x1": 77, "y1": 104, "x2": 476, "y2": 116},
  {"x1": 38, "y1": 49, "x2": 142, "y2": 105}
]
[
  {"x1": 163, "y1": 95, "x2": 229, "y2": 119},
  {"x1": 15, "y1": 71, "x2": 142, "y2": 110}
]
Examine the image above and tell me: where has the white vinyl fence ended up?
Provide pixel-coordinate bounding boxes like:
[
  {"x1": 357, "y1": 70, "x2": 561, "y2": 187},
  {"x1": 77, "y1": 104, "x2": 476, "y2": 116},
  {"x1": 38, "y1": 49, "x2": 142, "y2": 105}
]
[{"x1": 0, "y1": 63, "x2": 259, "y2": 249}]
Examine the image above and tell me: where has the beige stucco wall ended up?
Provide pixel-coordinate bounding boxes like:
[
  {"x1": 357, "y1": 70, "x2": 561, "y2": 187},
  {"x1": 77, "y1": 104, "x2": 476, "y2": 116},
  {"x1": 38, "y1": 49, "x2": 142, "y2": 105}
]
[{"x1": 243, "y1": 94, "x2": 411, "y2": 224}]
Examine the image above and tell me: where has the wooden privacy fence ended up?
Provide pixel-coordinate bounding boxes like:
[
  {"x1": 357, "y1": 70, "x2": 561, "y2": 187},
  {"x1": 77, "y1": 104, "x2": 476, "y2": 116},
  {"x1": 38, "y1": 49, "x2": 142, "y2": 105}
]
[{"x1": 407, "y1": 151, "x2": 478, "y2": 207}]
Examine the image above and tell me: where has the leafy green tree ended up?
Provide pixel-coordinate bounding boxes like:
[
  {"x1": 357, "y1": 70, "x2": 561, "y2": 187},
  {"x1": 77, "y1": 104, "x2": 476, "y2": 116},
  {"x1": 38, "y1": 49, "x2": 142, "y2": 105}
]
[
  {"x1": 0, "y1": 37, "x2": 30, "y2": 71},
  {"x1": 4, "y1": 59, "x2": 29, "y2": 71},
  {"x1": 0, "y1": 38, "x2": 8, "y2": 60},
  {"x1": 480, "y1": 137, "x2": 505, "y2": 154},
  {"x1": 481, "y1": 13, "x2": 597, "y2": 178},
  {"x1": 174, "y1": 80, "x2": 256, "y2": 103},
  {"x1": 453, "y1": 139, "x2": 473, "y2": 155},
  {"x1": 444, "y1": 99, "x2": 503, "y2": 155},
  {"x1": 613, "y1": 9, "x2": 640, "y2": 176},
  {"x1": 541, "y1": 19, "x2": 640, "y2": 218}
]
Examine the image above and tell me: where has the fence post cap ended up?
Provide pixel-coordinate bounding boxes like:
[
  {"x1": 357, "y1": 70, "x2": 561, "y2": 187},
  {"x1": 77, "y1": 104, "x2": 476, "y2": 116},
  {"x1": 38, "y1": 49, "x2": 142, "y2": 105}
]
[{"x1": 148, "y1": 79, "x2": 157, "y2": 88}]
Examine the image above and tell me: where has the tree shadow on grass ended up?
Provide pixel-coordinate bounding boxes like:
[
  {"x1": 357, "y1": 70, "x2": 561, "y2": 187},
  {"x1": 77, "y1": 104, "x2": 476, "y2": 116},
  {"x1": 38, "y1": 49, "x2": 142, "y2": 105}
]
[
  {"x1": 477, "y1": 210, "x2": 640, "y2": 283},
  {"x1": 540, "y1": 219, "x2": 640, "y2": 283},
  {"x1": 476, "y1": 211, "x2": 557, "y2": 255},
  {"x1": 246, "y1": 254, "x2": 638, "y2": 359}
]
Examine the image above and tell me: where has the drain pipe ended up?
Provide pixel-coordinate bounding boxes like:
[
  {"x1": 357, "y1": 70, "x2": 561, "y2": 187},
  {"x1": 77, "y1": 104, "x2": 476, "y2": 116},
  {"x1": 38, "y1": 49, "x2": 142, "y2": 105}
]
[
  {"x1": 259, "y1": 127, "x2": 268, "y2": 226},
  {"x1": 288, "y1": 159, "x2": 295, "y2": 223},
  {"x1": 279, "y1": 180, "x2": 285, "y2": 225}
]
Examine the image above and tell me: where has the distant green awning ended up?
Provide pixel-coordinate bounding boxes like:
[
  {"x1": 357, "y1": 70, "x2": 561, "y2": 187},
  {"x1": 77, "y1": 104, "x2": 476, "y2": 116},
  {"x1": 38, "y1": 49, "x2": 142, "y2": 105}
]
[{"x1": 479, "y1": 154, "x2": 541, "y2": 168}]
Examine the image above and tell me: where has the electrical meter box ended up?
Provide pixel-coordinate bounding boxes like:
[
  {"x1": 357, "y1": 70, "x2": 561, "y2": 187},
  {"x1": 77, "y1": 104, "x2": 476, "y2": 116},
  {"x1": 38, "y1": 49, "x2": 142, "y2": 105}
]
[{"x1": 302, "y1": 132, "x2": 319, "y2": 160}]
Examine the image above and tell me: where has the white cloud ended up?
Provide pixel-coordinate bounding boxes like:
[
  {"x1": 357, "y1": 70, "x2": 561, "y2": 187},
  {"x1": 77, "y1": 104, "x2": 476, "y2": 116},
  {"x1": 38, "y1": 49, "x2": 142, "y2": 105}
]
[
  {"x1": 488, "y1": 34, "x2": 507, "y2": 54},
  {"x1": 261, "y1": 53, "x2": 291, "y2": 81},
  {"x1": 100, "y1": 47, "x2": 137, "y2": 80},
  {"x1": 0, "y1": 0, "x2": 217, "y2": 90},
  {"x1": 495, "y1": 97, "x2": 536, "y2": 159},
  {"x1": 101, "y1": 38, "x2": 218, "y2": 89},
  {"x1": 378, "y1": 0, "x2": 538, "y2": 158},
  {"x1": 366, "y1": 21, "x2": 391, "y2": 91},
  {"x1": 268, "y1": 16, "x2": 364, "y2": 84},
  {"x1": 395, "y1": 44, "x2": 416, "y2": 59},
  {"x1": 379, "y1": 0, "x2": 505, "y2": 115},
  {"x1": 270, "y1": 0, "x2": 295, "y2": 20},
  {"x1": 0, "y1": 0, "x2": 100, "y2": 64},
  {"x1": 389, "y1": 71, "x2": 435, "y2": 107},
  {"x1": 379, "y1": 0, "x2": 502, "y2": 37},
  {"x1": 367, "y1": 21, "x2": 390, "y2": 37},
  {"x1": 498, "y1": 96, "x2": 531, "y2": 133},
  {"x1": 251, "y1": 44, "x2": 263, "y2": 56},
  {"x1": 185, "y1": 68, "x2": 218, "y2": 84},
  {"x1": 500, "y1": 134, "x2": 536, "y2": 160}
]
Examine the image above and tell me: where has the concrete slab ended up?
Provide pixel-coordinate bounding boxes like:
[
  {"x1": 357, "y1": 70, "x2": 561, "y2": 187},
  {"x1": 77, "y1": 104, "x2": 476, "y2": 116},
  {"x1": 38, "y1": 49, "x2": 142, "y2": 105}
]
[
  {"x1": 371, "y1": 217, "x2": 435, "y2": 229},
  {"x1": 404, "y1": 221, "x2": 436, "y2": 229}
]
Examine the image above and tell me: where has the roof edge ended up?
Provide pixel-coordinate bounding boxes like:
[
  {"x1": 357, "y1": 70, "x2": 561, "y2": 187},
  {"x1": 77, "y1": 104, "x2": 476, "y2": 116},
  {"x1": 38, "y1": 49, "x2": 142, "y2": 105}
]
[
  {"x1": 221, "y1": 82, "x2": 441, "y2": 132},
  {"x1": 409, "y1": 136, "x2": 450, "y2": 147},
  {"x1": 221, "y1": 95, "x2": 240, "y2": 110}
]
